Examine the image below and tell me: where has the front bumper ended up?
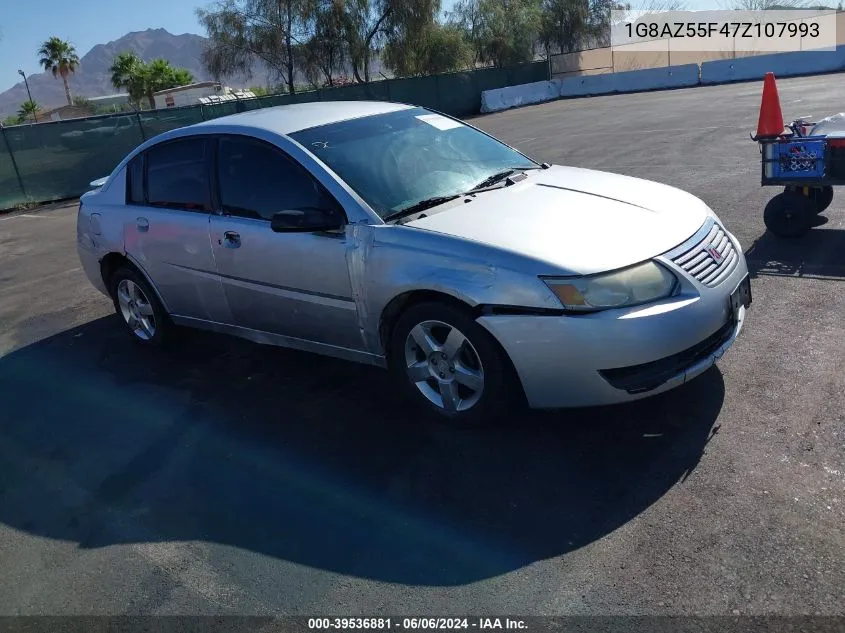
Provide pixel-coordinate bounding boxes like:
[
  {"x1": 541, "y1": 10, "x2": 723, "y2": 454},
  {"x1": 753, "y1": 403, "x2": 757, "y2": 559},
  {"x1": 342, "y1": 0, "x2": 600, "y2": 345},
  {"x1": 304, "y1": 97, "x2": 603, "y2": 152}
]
[{"x1": 477, "y1": 231, "x2": 749, "y2": 409}]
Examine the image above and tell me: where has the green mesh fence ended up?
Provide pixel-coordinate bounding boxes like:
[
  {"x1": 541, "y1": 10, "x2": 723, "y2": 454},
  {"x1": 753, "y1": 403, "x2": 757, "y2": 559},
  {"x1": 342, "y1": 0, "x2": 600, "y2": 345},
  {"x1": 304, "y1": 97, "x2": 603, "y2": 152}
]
[
  {"x1": 0, "y1": 129, "x2": 26, "y2": 209},
  {"x1": 201, "y1": 102, "x2": 241, "y2": 120},
  {"x1": 0, "y1": 60, "x2": 549, "y2": 210},
  {"x1": 139, "y1": 107, "x2": 205, "y2": 140},
  {"x1": 434, "y1": 72, "x2": 478, "y2": 117},
  {"x1": 389, "y1": 76, "x2": 441, "y2": 111},
  {"x1": 507, "y1": 61, "x2": 549, "y2": 86},
  {"x1": 3, "y1": 113, "x2": 145, "y2": 206},
  {"x1": 474, "y1": 67, "x2": 512, "y2": 94},
  {"x1": 262, "y1": 94, "x2": 294, "y2": 107}
]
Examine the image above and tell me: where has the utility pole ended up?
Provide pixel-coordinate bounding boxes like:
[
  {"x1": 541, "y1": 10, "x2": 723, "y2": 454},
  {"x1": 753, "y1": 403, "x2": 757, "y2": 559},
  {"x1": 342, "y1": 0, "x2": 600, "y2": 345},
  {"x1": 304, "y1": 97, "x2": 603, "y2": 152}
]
[{"x1": 18, "y1": 70, "x2": 37, "y2": 123}]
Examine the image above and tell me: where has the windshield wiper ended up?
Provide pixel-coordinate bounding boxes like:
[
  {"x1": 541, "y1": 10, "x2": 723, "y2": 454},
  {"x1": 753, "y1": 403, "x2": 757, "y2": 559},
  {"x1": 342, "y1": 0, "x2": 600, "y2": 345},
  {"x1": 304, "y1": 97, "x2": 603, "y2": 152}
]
[
  {"x1": 468, "y1": 166, "x2": 543, "y2": 193},
  {"x1": 469, "y1": 169, "x2": 518, "y2": 192},
  {"x1": 383, "y1": 194, "x2": 462, "y2": 222},
  {"x1": 383, "y1": 165, "x2": 544, "y2": 222}
]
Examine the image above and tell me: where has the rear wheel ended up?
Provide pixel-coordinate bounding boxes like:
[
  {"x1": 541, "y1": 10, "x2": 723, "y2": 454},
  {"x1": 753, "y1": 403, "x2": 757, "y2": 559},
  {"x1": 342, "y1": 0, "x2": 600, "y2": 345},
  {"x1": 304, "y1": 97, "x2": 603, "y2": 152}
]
[
  {"x1": 109, "y1": 266, "x2": 173, "y2": 347},
  {"x1": 388, "y1": 301, "x2": 520, "y2": 427},
  {"x1": 764, "y1": 191, "x2": 816, "y2": 238},
  {"x1": 785, "y1": 185, "x2": 833, "y2": 214}
]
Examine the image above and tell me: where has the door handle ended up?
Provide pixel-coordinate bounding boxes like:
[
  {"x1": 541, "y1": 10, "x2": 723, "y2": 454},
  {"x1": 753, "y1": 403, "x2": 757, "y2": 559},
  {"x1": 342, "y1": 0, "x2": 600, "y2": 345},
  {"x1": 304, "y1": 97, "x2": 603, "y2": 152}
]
[
  {"x1": 220, "y1": 231, "x2": 241, "y2": 248},
  {"x1": 136, "y1": 217, "x2": 149, "y2": 233}
]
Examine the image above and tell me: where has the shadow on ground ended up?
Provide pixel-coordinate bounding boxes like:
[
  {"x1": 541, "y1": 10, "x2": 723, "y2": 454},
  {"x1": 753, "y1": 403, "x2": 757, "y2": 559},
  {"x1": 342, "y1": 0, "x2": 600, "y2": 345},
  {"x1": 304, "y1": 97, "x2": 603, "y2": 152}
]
[
  {"x1": 745, "y1": 225, "x2": 845, "y2": 280},
  {"x1": 0, "y1": 317, "x2": 724, "y2": 586}
]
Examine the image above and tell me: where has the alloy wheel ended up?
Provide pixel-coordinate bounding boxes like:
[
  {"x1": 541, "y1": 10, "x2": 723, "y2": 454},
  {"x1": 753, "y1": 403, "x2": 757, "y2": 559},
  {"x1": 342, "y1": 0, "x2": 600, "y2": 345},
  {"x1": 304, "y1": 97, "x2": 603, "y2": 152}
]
[
  {"x1": 116, "y1": 278, "x2": 156, "y2": 341},
  {"x1": 403, "y1": 319, "x2": 485, "y2": 413}
]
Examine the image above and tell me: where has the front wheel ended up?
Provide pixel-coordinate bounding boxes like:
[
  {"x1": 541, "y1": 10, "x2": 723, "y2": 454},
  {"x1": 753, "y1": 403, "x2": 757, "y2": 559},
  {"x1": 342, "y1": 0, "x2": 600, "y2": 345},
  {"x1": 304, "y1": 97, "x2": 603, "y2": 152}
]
[{"x1": 388, "y1": 301, "x2": 520, "y2": 427}]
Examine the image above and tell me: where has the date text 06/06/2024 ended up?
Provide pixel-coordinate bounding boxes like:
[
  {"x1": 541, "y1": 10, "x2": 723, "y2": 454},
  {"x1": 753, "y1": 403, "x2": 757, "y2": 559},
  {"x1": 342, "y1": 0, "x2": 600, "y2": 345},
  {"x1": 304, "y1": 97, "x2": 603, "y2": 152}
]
[{"x1": 307, "y1": 618, "x2": 529, "y2": 631}]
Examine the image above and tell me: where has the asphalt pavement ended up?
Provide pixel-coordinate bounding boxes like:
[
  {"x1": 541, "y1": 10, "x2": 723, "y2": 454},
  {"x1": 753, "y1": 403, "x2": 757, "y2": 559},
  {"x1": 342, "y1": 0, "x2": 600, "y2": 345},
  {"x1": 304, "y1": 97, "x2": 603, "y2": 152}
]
[{"x1": 0, "y1": 74, "x2": 844, "y2": 616}]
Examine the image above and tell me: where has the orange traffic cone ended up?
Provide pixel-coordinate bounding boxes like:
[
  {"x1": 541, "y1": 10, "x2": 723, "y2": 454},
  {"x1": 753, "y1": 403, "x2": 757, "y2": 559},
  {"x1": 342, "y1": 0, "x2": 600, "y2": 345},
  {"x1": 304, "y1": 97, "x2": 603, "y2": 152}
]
[{"x1": 756, "y1": 72, "x2": 784, "y2": 139}]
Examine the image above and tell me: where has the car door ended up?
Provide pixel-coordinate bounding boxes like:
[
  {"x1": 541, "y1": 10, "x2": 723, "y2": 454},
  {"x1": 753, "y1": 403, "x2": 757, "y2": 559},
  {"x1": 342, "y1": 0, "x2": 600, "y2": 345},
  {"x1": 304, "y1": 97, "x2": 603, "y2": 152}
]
[
  {"x1": 208, "y1": 134, "x2": 362, "y2": 351},
  {"x1": 124, "y1": 136, "x2": 230, "y2": 322}
]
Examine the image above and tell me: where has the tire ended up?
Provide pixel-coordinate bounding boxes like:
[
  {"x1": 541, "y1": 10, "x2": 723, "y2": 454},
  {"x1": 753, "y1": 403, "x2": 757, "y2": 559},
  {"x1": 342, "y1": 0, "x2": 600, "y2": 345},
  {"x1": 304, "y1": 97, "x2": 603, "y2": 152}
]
[
  {"x1": 388, "y1": 301, "x2": 521, "y2": 428},
  {"x1": 785, "y1": 185, "x2": 833, "y2": 214},
  {"x1": 108, "y1": 265, "x2": 173, "y2": 347},
  {"x1": 764, "y1": 191, "x2": 816, "y2": 238}
]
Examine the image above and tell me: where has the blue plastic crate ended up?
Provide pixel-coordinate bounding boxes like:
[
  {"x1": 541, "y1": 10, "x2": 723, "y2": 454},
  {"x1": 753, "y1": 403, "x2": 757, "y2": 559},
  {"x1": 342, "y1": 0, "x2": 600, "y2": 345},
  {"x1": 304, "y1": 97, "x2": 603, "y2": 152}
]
[{"x1": 766, "y1": 139, "x2": 826, "y2": 180}]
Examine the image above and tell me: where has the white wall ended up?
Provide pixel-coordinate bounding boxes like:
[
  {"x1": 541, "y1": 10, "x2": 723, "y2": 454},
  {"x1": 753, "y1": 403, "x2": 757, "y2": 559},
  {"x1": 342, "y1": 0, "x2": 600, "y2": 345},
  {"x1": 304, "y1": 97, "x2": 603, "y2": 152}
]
[{"x1": 154, "y1": 86, "x2": 222, "y2": 109}]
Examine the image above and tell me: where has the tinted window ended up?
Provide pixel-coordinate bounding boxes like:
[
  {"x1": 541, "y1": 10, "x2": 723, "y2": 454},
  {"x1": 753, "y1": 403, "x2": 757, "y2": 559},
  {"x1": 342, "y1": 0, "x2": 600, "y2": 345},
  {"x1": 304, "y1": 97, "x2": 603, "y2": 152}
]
[
  {"x1": 216, "y1": 137, "x2": 330, "y2": 221},
  {"x1": 289, "y1": 107, "x2": 538, "y2": 218},
  {"x1": 126, "y1": 155, "x2": 144, "y2": 204},
  {"x1": 145, "y1": 138, "x2": 211, "y2": 211}
]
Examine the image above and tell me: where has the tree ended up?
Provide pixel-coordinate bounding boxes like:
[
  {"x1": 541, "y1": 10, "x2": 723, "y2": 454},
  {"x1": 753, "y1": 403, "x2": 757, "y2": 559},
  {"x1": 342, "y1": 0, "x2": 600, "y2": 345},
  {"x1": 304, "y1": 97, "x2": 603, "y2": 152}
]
[
  {"x1": 381, "y1": 0, "x2": 450, "y2": 76},
  {"x1": 142, "y1": 58, "x2": 194, "y2": 108},
  {"x1": 109, "y1": 51, "x2": 148, "y2": 108},
  {"x1": 418, "y1": 24, "x2": 475, "y2": 73},
  {"x1": 110, "y1": 53, "x2": 194, "y2": 109},
  {"x1": 300, "y1": 0, "x2": 349, "y2": 88},
  {"x1": 17, "y1": 100, "x2": 39, "y2": 122},
  {"x1": 447, "y1": 0, "x2": 485, "y2": 64},
  {"x1": 171, "y1": 67, "x2": 195, "y2": 86},
  {"x1": 72, "y1": 95, "x2": 93, "y2": 110},
  {"x1": 539, "y1": 0, "x2": 630, "y2": 55},
  {"x1": 342, "y1": 0, "x2": 395, "y2": 83},
  {"x1": 451, "y1": 0, "x2": 542, "y2": 67},
  {"x1": 37, "y1": 36, "x2": 80, "y2": 106},
  {"x1": 197, "y1": 0, "x2": 311, "y2": 94},
  {"x1": 383, "y1": 21, "x2": 474, "y2": 76}
]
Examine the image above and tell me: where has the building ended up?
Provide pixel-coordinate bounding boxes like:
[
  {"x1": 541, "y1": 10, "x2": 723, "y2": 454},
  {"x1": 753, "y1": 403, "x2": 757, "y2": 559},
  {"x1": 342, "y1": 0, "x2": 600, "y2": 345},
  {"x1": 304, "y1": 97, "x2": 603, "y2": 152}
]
[
  {"x1": 39, "y1": 104, "x2": 95, "y2": 121},
  {"x1": 197, "y1": 90, "x2": 258, "y2": 106},
  {"x1": 152, "y1": 82, "x2": 218, "y2": 109},
  {"x1": 88, "y1": 93, "x2": 131, "y2": 111}
]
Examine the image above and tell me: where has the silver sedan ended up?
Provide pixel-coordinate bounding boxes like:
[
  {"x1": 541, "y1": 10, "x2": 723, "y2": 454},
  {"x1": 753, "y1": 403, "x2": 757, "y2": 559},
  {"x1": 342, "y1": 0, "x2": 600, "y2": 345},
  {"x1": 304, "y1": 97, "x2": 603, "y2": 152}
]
[{"x1": 76, "y1": 101, "x2": 752, "y2": 426}]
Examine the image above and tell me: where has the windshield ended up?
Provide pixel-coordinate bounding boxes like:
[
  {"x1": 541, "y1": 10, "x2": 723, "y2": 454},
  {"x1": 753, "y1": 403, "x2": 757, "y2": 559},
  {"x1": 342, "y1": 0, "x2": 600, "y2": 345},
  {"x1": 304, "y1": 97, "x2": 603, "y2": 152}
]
[{"x1": 289, "y1": 107, "x2": 538, "y2": 219}]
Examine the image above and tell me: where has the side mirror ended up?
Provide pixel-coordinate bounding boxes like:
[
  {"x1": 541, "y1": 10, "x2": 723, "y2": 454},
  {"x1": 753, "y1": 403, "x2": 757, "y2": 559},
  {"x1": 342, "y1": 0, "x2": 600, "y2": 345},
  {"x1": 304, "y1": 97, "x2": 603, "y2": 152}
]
[{"x1": 270, "y1": 207, "x2": 343, "y2": 233}]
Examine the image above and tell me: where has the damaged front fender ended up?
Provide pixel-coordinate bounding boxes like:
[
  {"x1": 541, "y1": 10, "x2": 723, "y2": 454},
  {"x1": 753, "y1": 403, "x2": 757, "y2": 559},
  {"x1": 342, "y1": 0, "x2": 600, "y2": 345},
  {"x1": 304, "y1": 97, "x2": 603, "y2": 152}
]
[{"x1": 347, "y1": 224, "x2": 565, "y2": 357}]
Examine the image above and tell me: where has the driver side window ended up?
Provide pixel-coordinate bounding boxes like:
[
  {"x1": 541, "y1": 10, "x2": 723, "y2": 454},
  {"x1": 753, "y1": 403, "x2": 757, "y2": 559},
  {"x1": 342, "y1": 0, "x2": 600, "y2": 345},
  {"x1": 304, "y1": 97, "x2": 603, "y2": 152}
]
[{"x1": 216, "y1": 136, "x2": 338, "y2": 222}]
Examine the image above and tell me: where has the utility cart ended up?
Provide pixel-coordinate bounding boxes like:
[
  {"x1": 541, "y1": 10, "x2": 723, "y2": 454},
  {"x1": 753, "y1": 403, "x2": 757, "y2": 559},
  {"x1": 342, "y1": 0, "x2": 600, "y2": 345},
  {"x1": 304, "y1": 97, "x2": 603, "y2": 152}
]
[{"x1": 755, "y1": 117, "x2": 842, "y2": 238}]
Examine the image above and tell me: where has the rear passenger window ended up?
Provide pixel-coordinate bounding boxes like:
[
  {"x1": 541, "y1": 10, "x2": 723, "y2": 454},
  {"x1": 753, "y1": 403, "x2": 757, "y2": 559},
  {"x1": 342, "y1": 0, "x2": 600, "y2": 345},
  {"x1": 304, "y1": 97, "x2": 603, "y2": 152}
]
[
  {"x1": 145, "y1": 138, "x2": 211, "y2": 212},
  {"x1": 126, "y1": 155, "x2": 144, "y2": 204}
]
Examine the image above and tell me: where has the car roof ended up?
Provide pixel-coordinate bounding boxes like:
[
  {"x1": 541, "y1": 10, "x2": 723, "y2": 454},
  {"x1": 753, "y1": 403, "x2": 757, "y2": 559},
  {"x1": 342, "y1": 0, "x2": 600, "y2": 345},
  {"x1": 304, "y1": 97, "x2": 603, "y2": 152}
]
[{"x1": 190, "y1": 100, "x2": 416, "y2": 135}]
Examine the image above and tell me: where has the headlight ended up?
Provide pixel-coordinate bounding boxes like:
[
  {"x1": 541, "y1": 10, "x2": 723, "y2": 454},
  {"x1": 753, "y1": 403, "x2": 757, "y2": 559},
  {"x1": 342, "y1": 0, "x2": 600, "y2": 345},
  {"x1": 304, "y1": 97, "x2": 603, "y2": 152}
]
[{"x1": 544, "y1": 261, "x2": 678, "y2": 312}]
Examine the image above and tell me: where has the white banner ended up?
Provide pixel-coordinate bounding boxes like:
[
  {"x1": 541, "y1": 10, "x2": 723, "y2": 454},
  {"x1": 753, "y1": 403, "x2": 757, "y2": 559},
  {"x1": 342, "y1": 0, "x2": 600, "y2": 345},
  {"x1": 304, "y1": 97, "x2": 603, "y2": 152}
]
[{"x1": 610, "y1": 9, "x2": 838, "y2": 53}]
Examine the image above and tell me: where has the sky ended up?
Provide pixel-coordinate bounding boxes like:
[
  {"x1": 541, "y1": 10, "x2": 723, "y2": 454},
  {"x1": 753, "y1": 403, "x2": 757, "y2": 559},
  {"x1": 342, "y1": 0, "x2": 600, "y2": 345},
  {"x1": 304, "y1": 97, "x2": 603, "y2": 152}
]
[
  {"x1": 0, "y1": 0, "x2": 205, "y2": 92},
  {"x1": 0, "y1": 0, "x2": 726, "y2": 94}
]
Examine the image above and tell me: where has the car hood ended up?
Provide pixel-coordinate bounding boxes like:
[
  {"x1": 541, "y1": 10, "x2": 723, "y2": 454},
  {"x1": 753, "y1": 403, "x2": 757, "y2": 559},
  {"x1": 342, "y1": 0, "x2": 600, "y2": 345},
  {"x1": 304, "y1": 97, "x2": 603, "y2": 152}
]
[{"x1": 405, "y1": 165, "x2": 711, "y2": 275}]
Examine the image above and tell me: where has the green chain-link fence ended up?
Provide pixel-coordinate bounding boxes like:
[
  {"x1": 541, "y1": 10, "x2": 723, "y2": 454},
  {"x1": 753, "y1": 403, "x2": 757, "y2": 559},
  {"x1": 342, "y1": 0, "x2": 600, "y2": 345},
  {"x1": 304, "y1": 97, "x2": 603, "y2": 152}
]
[{"x1": 0, "y1": 60, "x2": 548, "y2": 211}]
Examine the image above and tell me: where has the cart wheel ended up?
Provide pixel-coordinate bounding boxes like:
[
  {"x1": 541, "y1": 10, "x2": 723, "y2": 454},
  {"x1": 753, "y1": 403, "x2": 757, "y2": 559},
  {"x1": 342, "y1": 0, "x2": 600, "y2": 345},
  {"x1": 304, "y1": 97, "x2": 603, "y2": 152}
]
[
  {"x1": 764, "y1": 191, "x2": 816, "y2": 238},
  {"x1": 785, "y1": 185, "x2": 833, "y2": 214}
]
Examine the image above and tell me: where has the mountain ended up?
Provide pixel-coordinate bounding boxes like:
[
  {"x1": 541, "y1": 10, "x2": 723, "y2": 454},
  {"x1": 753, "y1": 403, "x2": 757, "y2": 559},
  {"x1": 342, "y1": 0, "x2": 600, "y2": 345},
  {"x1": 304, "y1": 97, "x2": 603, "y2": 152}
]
[{"x1": 0, "y1": 28, "x2": 258, "y2": 117}]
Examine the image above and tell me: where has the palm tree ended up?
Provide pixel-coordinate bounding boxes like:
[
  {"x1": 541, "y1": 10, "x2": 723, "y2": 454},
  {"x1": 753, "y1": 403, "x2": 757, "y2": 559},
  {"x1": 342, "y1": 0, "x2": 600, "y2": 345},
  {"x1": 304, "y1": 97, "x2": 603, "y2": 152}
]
[
  {"x1": 109, "y1": 51, "x2": 146, "y2": 108},
  {"x1": 170, "y1": 68, "x2": 194, "y2": 87},
  {"x1": 17, "y1": 100, "x2": 39, "y2": 122},
  {"x1": 142, "y1": 58, "x2": 191, "y2": 109},
  {"x1": 108, "y1": 53, "x2": 195, "y2": 110},
  {"x1": 38, "y1": 37, "x2": 80, "y2": 106}
]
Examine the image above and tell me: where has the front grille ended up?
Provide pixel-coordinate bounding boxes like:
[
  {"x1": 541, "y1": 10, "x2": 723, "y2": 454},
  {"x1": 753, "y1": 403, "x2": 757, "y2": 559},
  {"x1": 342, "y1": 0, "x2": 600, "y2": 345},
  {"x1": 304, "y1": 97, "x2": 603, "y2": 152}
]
[
  {"x1": 670, "y1": 221, "x2": 739, "y2": 287},
  {"x1": 598, "y1": 319, "x2": 734, "y2": 394}
]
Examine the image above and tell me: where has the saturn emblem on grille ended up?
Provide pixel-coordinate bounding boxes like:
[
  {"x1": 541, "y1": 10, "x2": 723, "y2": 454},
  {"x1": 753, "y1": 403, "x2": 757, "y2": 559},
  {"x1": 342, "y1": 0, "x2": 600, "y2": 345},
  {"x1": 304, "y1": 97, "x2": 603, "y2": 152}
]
[{"x1": 706, "y1": 245, "x2": 724, "y2": 264}]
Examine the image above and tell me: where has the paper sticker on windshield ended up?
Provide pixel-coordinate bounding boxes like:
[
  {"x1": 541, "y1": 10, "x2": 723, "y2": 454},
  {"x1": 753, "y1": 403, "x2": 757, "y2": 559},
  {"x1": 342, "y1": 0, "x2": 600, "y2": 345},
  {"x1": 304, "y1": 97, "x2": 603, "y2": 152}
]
[{"x1": 416, "y1": 114, "x2": 463, "y2": 131}]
